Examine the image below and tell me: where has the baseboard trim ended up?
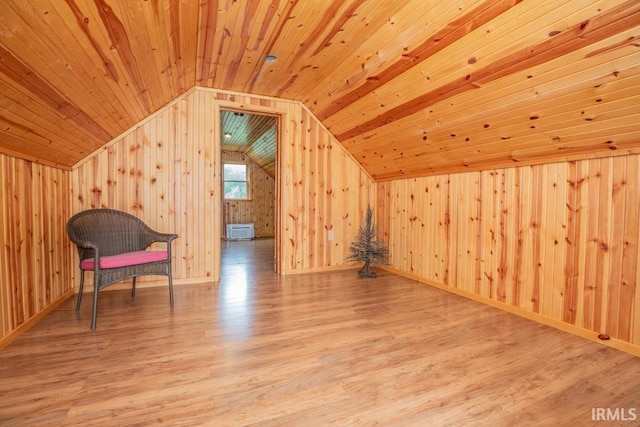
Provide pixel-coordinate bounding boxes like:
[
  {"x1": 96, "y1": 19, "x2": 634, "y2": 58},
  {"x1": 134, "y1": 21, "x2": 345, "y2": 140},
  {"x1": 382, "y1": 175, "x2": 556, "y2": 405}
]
[
  {"x1": 379, "y1": 266, "x2": 640, "y2": 358},
  {"x1": 0, "y1": 288, "x2": 75, "y2": 351}
]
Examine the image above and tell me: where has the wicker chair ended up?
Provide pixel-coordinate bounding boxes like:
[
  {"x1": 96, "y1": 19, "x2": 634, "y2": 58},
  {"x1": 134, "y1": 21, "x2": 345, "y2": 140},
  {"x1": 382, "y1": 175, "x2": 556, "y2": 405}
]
[{"x1": 66, "y1": 209, "x2": 178, "y2": 330}]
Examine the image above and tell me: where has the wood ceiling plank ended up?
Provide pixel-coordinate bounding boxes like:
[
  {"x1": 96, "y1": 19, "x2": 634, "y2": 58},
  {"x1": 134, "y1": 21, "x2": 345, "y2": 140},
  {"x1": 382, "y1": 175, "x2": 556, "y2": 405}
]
[
  {"x1": 6, "y1": 0, "x2": 154, "y2": 131},
  {"x1": 47, "y1": 0, "x2": 149, "y2": 123},
  {"x1": 302, "y1": 1, "x2": 482, "y2": 107},
  {"x1": 0, "y1": 5, "x2": 117, "y2": 140},
  {"x1": 175, "y1": 0, "x2": 200, "y2": 93},
  {"x1": 432, "y1": 95, "x2": 640, "y2": 153},
  {"x1": 92, "y1": 0, "x2": 155, "y2": 112},
  {"x1": 272, "y1": 0, "x2": 424, "y2": 99},
  {"x1": 196, "y1": 0, "x2": 290, "y2": 93},
  {"x1": 357, "y1": 108, "x2": 640, "y2": 177},
  {"x1": 320, "y1": 0, "x2": 581, "y2": 133},
  {"x1": 215, "y1": 0, "x2": 255, "y2": 90},
  {"x1": 131, "y1": 0, "x2": 177, "y2": 101},
  {"x1": 242, "y1": 0, "x2": 333, "y2": 93},
  {"x1": 45, "y1": 1, "x2": 136, "y2": 128},
  {"x1": 202, "y1": 0, "x2": 248, "y2": 89},
  {"x1": 315, "y1": 0, "x2": 520, "y2": 121},
  {"x1": 424, "y1": 54, "x2": 639, "y2": 135},
  {"x1": 195, "y1": 0, "x2": 218, "y2": 86},
  {"x1": 0, "y1": 77, "x2": 101, "y2": 149},
  {"x1": 220, "y1": 0, "x2": 286, "y2": 91},
  {"x1": 0, "y1": 132, "x2": 76, "y2": 168},
  {"x1": 337, "y1": 24, "x2": 639, "y2": 146},
  {"x1": 369, "y1": 139, "x2": 640, "y2": 181},
  {"x1": 221, "y1": 110, "x2": 251, "y2": 152},
  {"x1": 329, "y1": 0, "x2": 639, "y2": 141},
  {"x1": 244, "y1": 0, "x2": 301, "y2": 94},
  {"x1": 417, "y1": 66, "x2": 640, "y2": 146},
  {"x1": 115, "y1": 0, "x2": 190, "y2": 112},
  {"x1": 148, "y1": 0, "x2": 199, "y2": 95},
  {"x1": 508, "y1": 130, "x2": 640, "y2": 160},
  {"x1": 384, "y1": 119, "x2": 639, "y2": 166},
  {"x1": 339, "y1": 26, "x2": 640, "y2": 178}
]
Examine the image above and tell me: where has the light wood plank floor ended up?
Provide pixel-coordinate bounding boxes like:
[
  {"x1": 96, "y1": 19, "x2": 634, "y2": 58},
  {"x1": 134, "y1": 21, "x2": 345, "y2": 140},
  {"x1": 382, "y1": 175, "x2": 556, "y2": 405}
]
[{"x1": 1, "y1": 238, "x2": 639, "y2": 426}]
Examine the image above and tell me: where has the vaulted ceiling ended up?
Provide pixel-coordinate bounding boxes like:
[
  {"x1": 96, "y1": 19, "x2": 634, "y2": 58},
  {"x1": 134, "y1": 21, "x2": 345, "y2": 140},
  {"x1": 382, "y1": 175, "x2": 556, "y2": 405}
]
[{"x1": 1, "y1": 0, "x2": 639, "y2": 180}]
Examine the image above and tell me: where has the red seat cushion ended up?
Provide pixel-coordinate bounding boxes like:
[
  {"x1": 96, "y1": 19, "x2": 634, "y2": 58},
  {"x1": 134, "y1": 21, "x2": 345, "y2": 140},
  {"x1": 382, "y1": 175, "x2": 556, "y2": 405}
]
[{"x1": 81, "y1": 251, "x2": 168, "y2": 270}]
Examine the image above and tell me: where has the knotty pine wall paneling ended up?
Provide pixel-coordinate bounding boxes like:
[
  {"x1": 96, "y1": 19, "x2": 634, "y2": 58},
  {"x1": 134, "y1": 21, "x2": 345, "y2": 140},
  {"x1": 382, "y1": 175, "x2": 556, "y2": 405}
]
[
  {"x1": 281, "y1": 106, "x2": 376, "y2": 272},
  {"x1": 221, "y1": 151, "x2": 275, "y2": 238},
  {"x1": 72, "y1": 87, "x2": 376, "y2": 288},
  {"x1": 378, "y1": 155, "x2": 640, "y2": 355},
  {"x1": 0, "y1": 154, "x2": 73, "y2": 348},
  {"x1": 73, "y1": 89, "x2": 218, "y2": 284}
]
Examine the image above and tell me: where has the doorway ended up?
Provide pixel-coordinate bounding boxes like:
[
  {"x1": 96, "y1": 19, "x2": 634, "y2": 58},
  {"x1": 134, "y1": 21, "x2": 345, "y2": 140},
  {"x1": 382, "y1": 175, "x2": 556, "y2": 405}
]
[{"x1": 219, "y1": 109, "x2": 279, "y2": 275}]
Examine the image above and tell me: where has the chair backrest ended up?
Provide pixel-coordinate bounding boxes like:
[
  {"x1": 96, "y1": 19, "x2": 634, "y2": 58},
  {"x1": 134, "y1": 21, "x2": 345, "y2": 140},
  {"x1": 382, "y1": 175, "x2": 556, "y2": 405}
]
[{"x1": 66, "y1": 209, "x2": 155, "y2": 260}]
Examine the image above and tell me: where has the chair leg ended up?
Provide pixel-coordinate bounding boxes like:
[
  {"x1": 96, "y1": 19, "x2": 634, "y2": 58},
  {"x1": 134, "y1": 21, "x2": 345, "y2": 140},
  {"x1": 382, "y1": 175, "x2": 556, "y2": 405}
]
[
  {"x1": 131, "y1": 276, "x2": 137, "y2": 298},
  {"x1": 75, "y1": 270, "x2": 85, "y2": 312},
  {"x1": 168, "y1": 274, "x2": 174, "y2": 308},
  {"x1": 91, "y1": 281, "x2": 100, "y2": 331}
]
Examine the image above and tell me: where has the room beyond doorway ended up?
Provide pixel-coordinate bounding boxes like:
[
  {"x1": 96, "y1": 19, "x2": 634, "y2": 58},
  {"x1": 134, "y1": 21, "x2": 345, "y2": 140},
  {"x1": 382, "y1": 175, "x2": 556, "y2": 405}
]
[{"x1": 220, "y1": 109, "x2": 279, "y2": 273}]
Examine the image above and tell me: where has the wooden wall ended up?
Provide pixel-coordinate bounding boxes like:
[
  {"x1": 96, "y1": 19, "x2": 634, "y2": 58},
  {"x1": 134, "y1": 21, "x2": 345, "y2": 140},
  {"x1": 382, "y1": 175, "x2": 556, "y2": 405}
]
[
  {"x1": 221, "y1": 151, "x2": 275, "y2": 238},
  {"x1": 72, "y1": 87, "x2": 376, "y2": 284},
  {"x1": 0, "y1": 154, "x2": 73, "y2": 347},
  {"x1": 378, "y1": 155, "x2": 640, "y2": 355},
  {"x1": 72, "y1": 89, "x2": 218, "y2": 284},
  {"x1": 282, "y1": 106, "x2": 376, "y2": 272}
]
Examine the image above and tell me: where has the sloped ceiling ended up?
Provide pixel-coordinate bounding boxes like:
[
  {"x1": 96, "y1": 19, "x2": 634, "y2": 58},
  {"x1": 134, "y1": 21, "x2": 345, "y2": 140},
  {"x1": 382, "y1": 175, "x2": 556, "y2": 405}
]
[{"x1": 0, "y1": 0, "x2": 639, "y2": 180}]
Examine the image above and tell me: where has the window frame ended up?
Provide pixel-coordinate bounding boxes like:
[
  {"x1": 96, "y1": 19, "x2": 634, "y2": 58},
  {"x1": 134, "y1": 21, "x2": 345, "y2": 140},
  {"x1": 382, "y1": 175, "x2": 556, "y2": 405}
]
[{"x1": 222, "y1": 161, "x2": 251, "y2": 200}]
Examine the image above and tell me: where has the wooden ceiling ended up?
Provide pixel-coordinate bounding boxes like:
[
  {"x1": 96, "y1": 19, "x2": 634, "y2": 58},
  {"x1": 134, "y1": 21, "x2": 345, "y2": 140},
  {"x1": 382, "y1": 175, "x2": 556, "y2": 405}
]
[{"x1": 1, "y1": 0, "x2": 639, "y2": 180}]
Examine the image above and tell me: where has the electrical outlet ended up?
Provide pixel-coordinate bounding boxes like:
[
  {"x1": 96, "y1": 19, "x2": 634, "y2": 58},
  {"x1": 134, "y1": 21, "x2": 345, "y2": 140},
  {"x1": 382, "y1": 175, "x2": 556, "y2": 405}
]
[{"x1": 328, "y1": 230, "x2": 334, "y2": 241}]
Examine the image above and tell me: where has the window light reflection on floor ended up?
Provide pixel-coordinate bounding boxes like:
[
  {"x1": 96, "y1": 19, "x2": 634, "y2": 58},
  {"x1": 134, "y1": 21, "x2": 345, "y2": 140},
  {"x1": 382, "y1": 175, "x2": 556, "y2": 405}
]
[{"x1": 218, "y1": 266, "x2": 253, "y2": 340}]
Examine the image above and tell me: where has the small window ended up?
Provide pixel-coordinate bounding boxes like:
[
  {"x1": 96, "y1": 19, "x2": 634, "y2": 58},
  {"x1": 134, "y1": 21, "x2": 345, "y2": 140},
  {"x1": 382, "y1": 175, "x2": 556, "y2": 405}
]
[{"x1": 223, "y1": 163, "x2": 249, "y2": 199}]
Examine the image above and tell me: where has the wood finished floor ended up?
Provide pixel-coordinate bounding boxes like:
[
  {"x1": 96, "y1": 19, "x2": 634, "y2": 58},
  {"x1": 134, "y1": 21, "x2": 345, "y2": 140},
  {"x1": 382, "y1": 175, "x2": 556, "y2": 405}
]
[{"x1": 1, "y1": 238, "x2": 639, "y2": 426}]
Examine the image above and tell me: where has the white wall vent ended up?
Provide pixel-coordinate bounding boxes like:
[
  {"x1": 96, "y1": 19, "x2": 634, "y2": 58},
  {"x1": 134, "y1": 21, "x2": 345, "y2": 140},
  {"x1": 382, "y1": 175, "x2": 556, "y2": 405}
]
[{"x1": 226, "y1": 223, "x2": 255, "y2": 240}]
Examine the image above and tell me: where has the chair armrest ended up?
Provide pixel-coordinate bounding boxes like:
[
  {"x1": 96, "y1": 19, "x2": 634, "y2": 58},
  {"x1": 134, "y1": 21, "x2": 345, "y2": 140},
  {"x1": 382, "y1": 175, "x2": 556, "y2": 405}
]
[
  {"x1": 140, "y1": 227, "x2": 179, "y2": 249},
  {"x1": 73, "y1": 241, "x2": 98, "y2": 251},
  {"x1": 71, "y1": 242, "x2": 101, "y2": 271},
  {"x1": 148, "y1": 230, "x2": 179, "y2": 243}
]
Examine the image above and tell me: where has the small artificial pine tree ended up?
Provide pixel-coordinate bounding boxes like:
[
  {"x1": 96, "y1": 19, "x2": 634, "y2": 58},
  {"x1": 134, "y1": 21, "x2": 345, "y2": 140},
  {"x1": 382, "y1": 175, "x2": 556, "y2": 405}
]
[{"x1": 346, "y1": 205, "x2": 389, "y2": 278}]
